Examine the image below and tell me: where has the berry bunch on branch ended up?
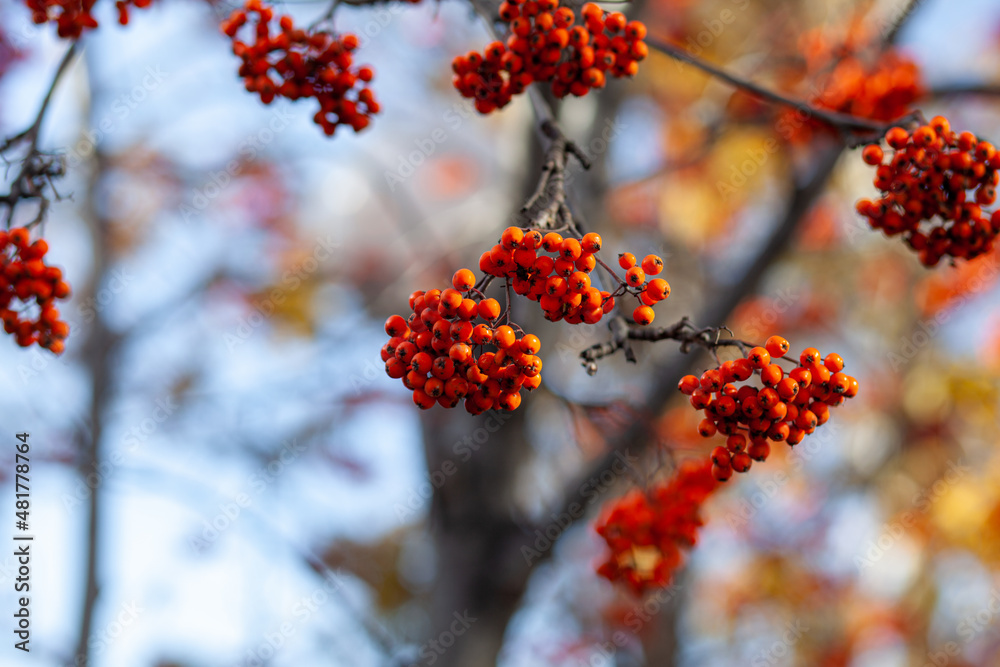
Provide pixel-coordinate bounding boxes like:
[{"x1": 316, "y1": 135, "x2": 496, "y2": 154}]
[
  {"x1": 857, "y1": 116, "x2": 1000, "y2": 266},
  {"x1": 592, "y1": 335, "x2": 857, "y2": 594},
  {"x1": 678, "y1": 337, "x2": 858, "y2": 482},
  {"x1": 777, "y1": 26, "x2": 923, "y2": 144},
  {"x1": 0, "y1": 228, "x2": 70, "y2": 353},
  {"x1": 453, "y1": 0, "x2": 648, "y2": 113},
  {"x1": 595, "y1": 458, "x2": 717, "y2": 595},
  {"x1": 222, "y1": 0, "x2": 380, "y2": 135},
  {"x1": 383, "y1": 119, "x2": 668, "y2": 413},
  {"x1": 25, "y1": 0, "x2": 153, "y2": 38}
]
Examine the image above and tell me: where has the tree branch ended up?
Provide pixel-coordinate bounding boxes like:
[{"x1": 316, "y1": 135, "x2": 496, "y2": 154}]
[
  {"x1": 645, "y1": 37, "x2": 896, "y2": 134},
  {"x1": 580, "y1": 315, "x2": 755, "y2": 373},
  {"x1": 927, "y1": 83, "x2": 1000, "y2": 99},
  {"x1": 540, "y1": 144, "x2": 845, "y2": 552},
  {"x1": 1, "y1": 41, "x2": 79, "y2": 227}
]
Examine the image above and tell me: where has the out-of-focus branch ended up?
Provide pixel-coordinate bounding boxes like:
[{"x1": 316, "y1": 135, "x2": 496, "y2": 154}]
[
  {"x1": 927, "y1": 83, "x2": 1000, "y2": 99},
  {"x1": 884, "y1": 0, "x2": 922, "y2": 46}
]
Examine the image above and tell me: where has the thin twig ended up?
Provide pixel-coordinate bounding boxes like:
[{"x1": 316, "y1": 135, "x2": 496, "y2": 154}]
[
  {"x1": 884, "y1": 0, "x2": 922, "y2": 46},
  {"x1": 1, "y1": 41, "x2": 80, "y2": 226},
  {"x1": 580, "y1": 315, "x2": 756, "y2": 373}
]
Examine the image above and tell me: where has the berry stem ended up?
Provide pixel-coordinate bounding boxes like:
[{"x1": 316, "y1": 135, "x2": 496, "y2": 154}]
[{"x1": 593, "y1": 255, "x2": 628, "y2": 289}]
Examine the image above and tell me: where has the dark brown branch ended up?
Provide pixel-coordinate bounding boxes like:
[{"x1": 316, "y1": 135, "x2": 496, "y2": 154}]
[
  {"x1": 927, "y1": 83, "x2": 1000, "y2": 99},
  {"x1": 580, "y1": 315, "x2": 755, "y2": 372},
  {"x1": 520, "y1": 119, "x2": 590, "y2": 230},
  {"x1": 1, "y1": 41, "x2": 79, "y2": 227},
  {"x1": 884, "y1": 0, "x2": 922, "y2": 46},
  {"x1": 646, "y1": 37, "x2": 891, "y2": 134}
]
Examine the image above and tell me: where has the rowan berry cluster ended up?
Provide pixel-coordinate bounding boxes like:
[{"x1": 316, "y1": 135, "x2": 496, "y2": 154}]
[
  {"x1": 26, "y1": 0, "x2": 152, "y2": 38},
  {"x1": 678, "y1": 336, "x2": 858, "y2": 482},
  {"x1": 0, "y1": 228, "x2": 71, "y2": 354},
  {"x1": 595, "y1": 458, "x2": 718, "y2": 595},
  {"x1": 479, "y1": 226, "x2": 669, "y2": 326},
  {"x1": 222, "y1": 0, "x2": 379, "y2": 136},
  {"x1": 452, "y1": 0, "x2": 648, "y2": 113},
  {"x1": 856, "y1": 117, "x2": 1000, "y2": 266},
  {"x1": 382, "y1": 269, "x2": 544, "y2": 414},
  {"x1": 814, "y1": 51, "x2": 920, "y2": 122},
  {"x1": 778, "y1": 31, "x2": 922, "y2": 143}
]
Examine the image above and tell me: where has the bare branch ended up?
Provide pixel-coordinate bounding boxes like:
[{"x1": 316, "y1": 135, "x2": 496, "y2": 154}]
[
  {"x1": 581, "y1": 315, "x2": 756, "y2": 372},
  {"x1": 1, "y1": 41, "x2": 79, "y2": 227},
  {"x1": 645, "y1": 37, "x2": 912, "y2": 138}
]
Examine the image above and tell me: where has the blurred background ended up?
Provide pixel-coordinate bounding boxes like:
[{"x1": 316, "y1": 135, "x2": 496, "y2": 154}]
[{"x1": 2, "y1": 0, "x2": 1000, "y2": 665}]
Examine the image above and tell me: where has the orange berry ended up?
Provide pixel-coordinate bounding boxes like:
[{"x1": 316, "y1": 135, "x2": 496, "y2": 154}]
[
  {"x1": 452, "y1": 268, "x2": 476, "y2": 291},
  {"x1": 747, "y1": 346, "x2": 770, "y2": 369},
  {"x1": 494, "y1": 325, "x2": 516, "y2": 348},
  {"x1": 645, "y1": 278, "x2": 670, "y2": 301},
  {"x1": 501, "y1": 226, "x2": 524, "y2": 249},
  {"x1": 800, "y1": 347, "x2": 820, "y2": 366},
  {"x1": 581, "y1": 233, "x2": 602, "y2": 252},
  {"x1": 759, "y1": 363, "x2": 783, "y2": 387},
  {"x1": 519, "y1": 333, "x2": 541, "y2": 354},
  {"x1": 640, "y1": 254, "x2": 663, "y2": 275},
  {"x1": 385, "y1": 314, "x2": 408, "y2": 337},
  {"x1": 541, "y1": 232, "x2": 564, "y2": 252},
  {"x1": 618, "y1": 252, "x2": 636, "y2": 269},
  {"x1": 862, "y1": 144, "x2": 884, "y2": 165},
  {"x1": 624, "y1": 20, "x2": 646, "y2": 40},
  {"x1": 633, "y1": 305, "x2": 654, "y2": 325},
  {"x1": 498, "y1": 391, "x2": 521, "y2": 411},
  {"x1": 478, "y1": 298, "x2": 501, "y2": 321},
  {"x1": 678, "y1": 375, "x2": 699, "y2": 394},
  {"x1": 885, "y1": 126, "x2": 909, "y2": 149},
  {"x1": 824, "y1": 352, "x2": 844, "y2": 372},
  {"x1": 559, "y1": 238, "x2": 582, "y2": 260},
  {"x1": 625, "y1": 266, "x2": 645, "y2": 286},
  {"x1": 764, "y1": 335, "x2": 789, "y2": 358},
  {"x1": 604, "y1": 11, "x2": 626, "y2": 32}
]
